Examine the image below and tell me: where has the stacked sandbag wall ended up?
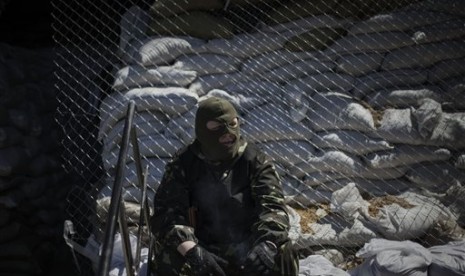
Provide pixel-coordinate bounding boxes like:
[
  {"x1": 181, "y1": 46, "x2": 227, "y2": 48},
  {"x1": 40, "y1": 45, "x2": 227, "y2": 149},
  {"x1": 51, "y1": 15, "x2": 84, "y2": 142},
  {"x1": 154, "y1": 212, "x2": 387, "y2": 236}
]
[
  {"x1": 0, "y1": 43, "x2": 73, "y2": 274},
  {"x1": 93, "y1": 0, "x2": 465, "y2": 271}
]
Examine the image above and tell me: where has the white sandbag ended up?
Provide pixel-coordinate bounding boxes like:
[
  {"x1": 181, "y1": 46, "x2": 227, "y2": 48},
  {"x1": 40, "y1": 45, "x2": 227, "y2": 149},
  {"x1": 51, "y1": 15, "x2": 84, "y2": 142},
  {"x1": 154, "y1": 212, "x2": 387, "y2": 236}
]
[
  {"x1": 173, "y1": 54, "x2": 242, "y2": 76},
  {"x1": 370, "y1": 108, "x2": 425, "y2": 145},
  {"x1": 307, "y1": 92, "x2": 375, "y2": 132},
  {"x1": 99, "y1": 110, "x2": 168, "y2": 144},
  {"x1": 257, "y1": 140, "x2": 314, "y2": 167},
  {"x1": 406, "y1": 163, "x2": 465, "y2": 192},
  {"x1": 325, "y1": 32, "x2": 414, "y2": 56},
  {"x1": 112, "y1": 65, "x2": 198, "y2": 91},
  {"x1": 366, "y1": 88, "x2": 441, "y2": 108},
  {"x1": 330, "y1": 182, "x2": 369, "y2": 219},
  {"x1": 352, "y1": 69, "x2": 427, "y2": 99},
  {"x1": 348, "y1": 10, "x2": 454, "y2": 35},
  {"x1": 241, "y1": 50, "x2": 323, "y2": 75},
  {"x1": 336, "y1": 52, "x2": 384, "y2": 77},
  {"x1": 99, "y1": 87, "x2": 198, "y2": 136},
  {"x1": 259, "y1": 59, "x2": 334, "y2": 82},
  {"x1": 261, "y1": 14, "x2": 352, "y2": 33},
  {"x1": 200, "y1": 29, "x2": 302, "y2": 58},
  {"x1": 206, "y1": 89, "x2": 264, "y2": 113},
  {"x1": 290, "y1": 150, "x2": 364, "y2": 179},
  {"x1": 287, "y1": 73, "x2": 355, "y2": 93},
  {"x1": 164, "y1": 107, "x2": 197, "y2": 145},
  {"x1": 317, "y1": 178, "x2": 411, "y2": 196},
  {"x1": 429, "y1": 112, "x2": 465, "y2": 149},
  {"x1": 188, "y1": 72, "x2": 251, "y2": 96},
  {"x1": 362, "y1": 192, "x2": 453, "y2": 240},
  {"x1": 124, "y1": 36, "x2": 206, "y2": 66},
  {"x1": 299, "y1": 255, "x2": 349, "y2": 276},
  {"x1": 427, "y1": 57, "x2": 465, "y2": 82},
  {"x1": 311, "y1": 130, "x2": 393, "y2": 155},
  {"x1": 382, "y1": 40, "x2": 465, "y2": 71},
  {"x1": 352, "y1": 239, "x2": 432, "y2": 276},
  {"x1": 242, "y1": 103, "x2": 314, "y2": 143},
  {"x1": 364, "y1": 145, "x2": 451, "y2": 169},
  {"x1": 118, "y1": 5, "x2": 150, "y2": 58},
  {"x1": 428, "y1": 241, "x2": 465, "y2": 276}
]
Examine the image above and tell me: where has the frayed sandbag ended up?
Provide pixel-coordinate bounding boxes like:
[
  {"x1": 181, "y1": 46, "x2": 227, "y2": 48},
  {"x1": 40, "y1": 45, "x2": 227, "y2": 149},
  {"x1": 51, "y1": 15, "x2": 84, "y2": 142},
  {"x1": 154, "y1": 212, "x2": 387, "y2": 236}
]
[
  {"x1": 307, "y1": 92, "x2": 375, "y2": 132},
  {"x1": 352, "y1": 69, "x2": 427, "y2": 99},
  {"x1": 261, "y1": 14, "x2": 352, "y2": 33},
  {"x1": 316, "y1": 178, "x2": 411, "y2": 196},
  {"x1": 259, "y1": 59, "x2": 334, "y2": 83},
  {"x1": 382, "y1": 40, "x2": 465, "y2": 71},
  {"x1": 263, "y1": 0, "x2": 339, "y2": 25},
  {"x1": 124, "y1": 36, "x2": 206, "y2": 66},
  {"x1": 283, "y1": 28, "x2": 346, "y2": 52},
  {"x1": 188, "y1": 72, "x2": 251, "y2": 96},
  {"x1": 242, "y1": 103, "x2": 314, "y2": 143},
  {"x1": 148, "y1": 11, "x2": 235, "y2": 39},
  {"x1": 257, "y1": 140, "x2": 314, "y2": 167},
  {"x1": 365, "y1": 87, "x2": 441, "y2": 108},
  {"x1": 427, "y1": 57, "x2": 465, "y2": 83},
  {"x1": 331, "y1": 182, "x2": 369, "y2": 218},
  {"x1": 371, "y1": 108, "x2": 425, "y2": 145},
  {"x1": 291, "y1": 150, "x2": 364, "y2": 179},
  {"x1": 200, "y1": 29, "x2": 302, "y2": 58},
  {"x1": 287, "y1": 73, "x2": 355, "y2": 93},
  {"x1": 173, "y1": 54, "x2": 242, "y2": 76},
  {"x1": 299, "y1": 255, "x2": 350, "y2": 276},
  {"x1": 100, "y1": 111, "x2": 169, "y2": 148},
  {"x1": 362, "y1": 192, "x2": 454, "y2": 240},
  {"x1": 348, "y1": 10, "x2": 455, "y2": 35},
  {"x1": 352, "y1": 239, "x2": 432, "y2": 276},
  {"x1": 311, "y1": 130, "x2": 393, "y2": 155},
  {"x1": 428, "y1": 241, "x2": 465, "y2": 276},
  {"x1": 325, "y1": 32, "x2": 414, "y2": 57},
  {"x1": 118, "y1": 6, "x2": 150, "y2": 58},
  {"x1": 112, "y1": 65, "x2": 198, "y2": 91},
  {"x1": 99, "y1": 87, "x2": 198, "y2": 136},
  {"x1": 364, "y1": 145, "x2": 451, "y2": 169},
  {"x1": 336, "y1": 52, "x2": 384, "y2": 77},
  {"x1": 241, "y1": 50, "x2": 322, "y2": 74},
  {"x1": 406, "y1": 163, "x2": 465, "y2": 192}
]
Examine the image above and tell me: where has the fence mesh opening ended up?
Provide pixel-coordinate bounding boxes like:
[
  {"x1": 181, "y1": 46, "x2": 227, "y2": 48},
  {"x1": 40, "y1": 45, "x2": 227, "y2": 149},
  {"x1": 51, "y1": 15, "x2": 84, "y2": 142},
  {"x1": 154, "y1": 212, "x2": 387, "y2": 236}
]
[{"x1": 54, "y1": 0, "x2": 465, "y2": 274}]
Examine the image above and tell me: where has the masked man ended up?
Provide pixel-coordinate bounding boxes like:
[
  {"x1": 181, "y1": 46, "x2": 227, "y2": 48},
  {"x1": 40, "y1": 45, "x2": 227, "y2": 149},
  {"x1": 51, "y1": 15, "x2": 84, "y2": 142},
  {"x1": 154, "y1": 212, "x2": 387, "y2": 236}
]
[{"x1": 151, "y1": 96, "x2": 298, "y2": 275}]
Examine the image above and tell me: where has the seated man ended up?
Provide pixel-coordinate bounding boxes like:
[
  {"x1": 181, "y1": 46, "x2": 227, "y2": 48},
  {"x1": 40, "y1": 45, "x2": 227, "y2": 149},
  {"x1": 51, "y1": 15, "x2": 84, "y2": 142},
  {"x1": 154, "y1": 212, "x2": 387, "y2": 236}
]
[{"x1": 150, "y1": 96, "x2": 298, "y2": 275}]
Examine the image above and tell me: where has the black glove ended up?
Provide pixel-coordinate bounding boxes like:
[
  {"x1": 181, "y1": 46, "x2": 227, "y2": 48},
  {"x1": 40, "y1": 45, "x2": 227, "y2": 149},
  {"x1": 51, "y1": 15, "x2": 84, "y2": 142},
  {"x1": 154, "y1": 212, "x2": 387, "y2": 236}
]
[
  {"x1": 243, "y1": 241, "x2": 278, "y2": 276},
  {"x1": 184, "y1": 245, "x2": 228, "y2": 276}
]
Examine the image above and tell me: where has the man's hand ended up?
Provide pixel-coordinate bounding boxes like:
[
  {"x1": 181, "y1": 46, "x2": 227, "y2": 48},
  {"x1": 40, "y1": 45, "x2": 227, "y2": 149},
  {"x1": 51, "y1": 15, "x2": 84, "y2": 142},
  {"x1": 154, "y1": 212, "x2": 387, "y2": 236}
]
[
  {"x1": 184, "y1": 245, "x2": 228, "y2": 276},
  {"x1": 243, "y1": 241, "x2": 278, "y2": 276}
]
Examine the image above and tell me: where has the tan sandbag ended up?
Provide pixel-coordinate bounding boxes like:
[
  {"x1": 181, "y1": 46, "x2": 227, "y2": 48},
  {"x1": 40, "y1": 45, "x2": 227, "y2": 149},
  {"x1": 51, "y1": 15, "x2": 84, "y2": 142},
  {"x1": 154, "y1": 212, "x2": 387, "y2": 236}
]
[
  {"x1": 283, "y1": 28, "x2": 346, "y2": 52},
  {"x1": 148, "y1": 11, "x2": 235, "y2": 39}
]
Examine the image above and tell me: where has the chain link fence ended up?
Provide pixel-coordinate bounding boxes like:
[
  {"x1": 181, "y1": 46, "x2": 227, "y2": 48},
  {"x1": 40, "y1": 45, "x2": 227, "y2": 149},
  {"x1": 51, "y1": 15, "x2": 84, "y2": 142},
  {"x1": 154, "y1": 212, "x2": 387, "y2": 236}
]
[{"x1": 54, "y1": 0, "x2": 465, "y2": 274}]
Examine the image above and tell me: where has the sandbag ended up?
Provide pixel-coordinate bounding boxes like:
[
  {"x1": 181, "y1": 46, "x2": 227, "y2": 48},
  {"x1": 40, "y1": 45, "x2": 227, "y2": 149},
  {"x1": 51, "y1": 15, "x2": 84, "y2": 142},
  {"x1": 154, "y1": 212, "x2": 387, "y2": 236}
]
[
  {"x1": 365, "y1": 88, "x2": 441, "y2": 108},
  {"x1": 352, "y1": 69, "x2": 427, "y2": 99},
  {"x1": 0, "y1": 146, "x2": 39, "y2": 176},
  {"x1": 259, "y1": 59, "x2": 334, "y2": 82},
  {"x1": 330, "y1": 182, "x2": 369, "y2": 218},
  {"x1": 412, "y1": 19, "x2": 465, "y2": 45},
  {"x1": 307, "y1": 92, "x2": 375, "y2": 132},
  {"x1": 336, "y1": 52, "x2": 384, "y2": 77},
  {"x1": 283, "y1": 28, "x2": 346, "y2": 52},
  {"x1": 263, "y1": 0, "x2": 339, "y2": 25},
  {"x1": 427, "y1": 57, "x2": 465, "y2": 83},
  {"x1": 99, "y1": 184, "x2": 155, "y2": 208},
  {"x1": 0, "y1": 126, "x2": 23, "y2": 148},
  {"x1": 257, "y1": 140, "x2": 314, "y2": 167},
  {"x1": 112, "y1": 65, "x2": 198, "y2": 91},
  {"x1": 299, "y1": 255, "x2": 349, "y2": 276},
  {"x1": 150, "y1": 0, "x2": 223, "y2": 18},
  {"x1": 261, "y1": 14, "x2": 352, "y2": 33},
  {"x1": 188, "y1": 72, "x2": 251, "y2": 96},
  {"x1": 371, "y1": 108, "x2": 424, "y2": 145},
  {"x1": 173, "y1": 54, "x2": 242, "y2": 76},
  {"x1": 207, "y1": 89, "x2": 266, "y2": 112},
  {"x1": 406, "y1": 163, "x2": 465, "y2": 192},
  {"x1": 316, "y1": 178, "x2": 411, "y2": 196},
  {"x1": 428, "y1": 241, "x2": 465, "y2": 276},
  {"x1": 364, "y1": 145, "x2": 451, "y2": 169},
  {"x1": 241, "y1": 50, "x2": 322, "y2": 74},
  {"x1": 222, "y1": 80, "x2": 285, "y2": 103},
  {"x1": 311, "y1": 130, "x2": 393, "y2": 155},
  {"x1": 118, "y1": 5, "x2": 150, "y2": 58},
  {"x1": 352, "y1": 239, "x2": 432, "y2": 276},
  {"x1": 406, "y1": 0, "x2": 465, "y2": 17},
  {"x1": 287, "y1": 73, "x2": 355, "y2": 93},
  {"x1": 456, "y1": 154, "x2": 465, "y2": 169}
]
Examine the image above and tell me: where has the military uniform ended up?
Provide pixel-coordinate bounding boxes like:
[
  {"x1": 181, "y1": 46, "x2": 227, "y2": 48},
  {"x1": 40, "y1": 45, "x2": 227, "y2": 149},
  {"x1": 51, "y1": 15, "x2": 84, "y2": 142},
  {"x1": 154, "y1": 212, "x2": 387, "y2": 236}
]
[{"x1": 150, "y1": 97, "x2": 298, "y2": 275}]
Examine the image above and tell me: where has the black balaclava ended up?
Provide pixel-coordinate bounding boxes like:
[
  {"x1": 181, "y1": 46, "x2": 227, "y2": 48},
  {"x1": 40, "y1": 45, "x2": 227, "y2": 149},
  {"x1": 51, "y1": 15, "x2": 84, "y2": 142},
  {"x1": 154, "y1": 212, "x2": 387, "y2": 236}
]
[{"x1": 195, "y1": 97, "x2": 240, "y2": 162}]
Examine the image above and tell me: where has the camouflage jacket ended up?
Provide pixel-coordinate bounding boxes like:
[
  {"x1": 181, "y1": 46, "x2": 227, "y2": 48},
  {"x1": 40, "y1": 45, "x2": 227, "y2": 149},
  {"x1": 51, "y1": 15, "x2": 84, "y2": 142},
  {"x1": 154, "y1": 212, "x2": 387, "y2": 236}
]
[{"x1": 150, "y1": 139, "x2": 290, "y2": 249}]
